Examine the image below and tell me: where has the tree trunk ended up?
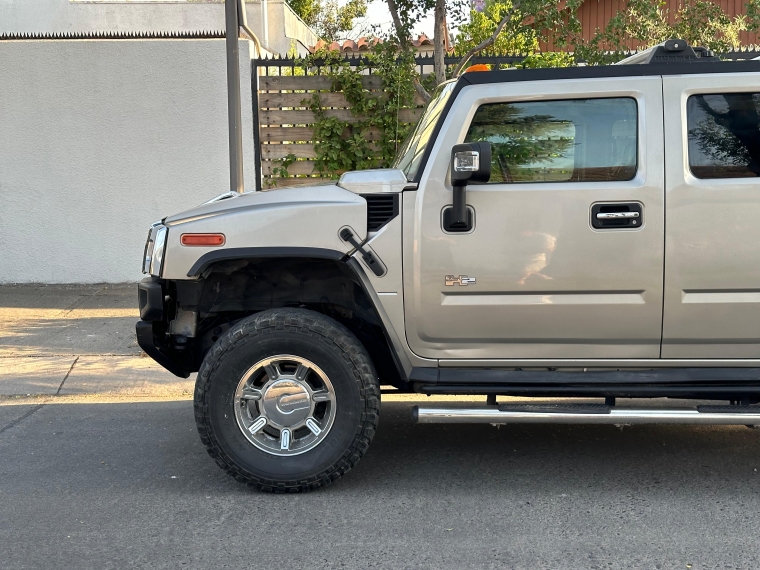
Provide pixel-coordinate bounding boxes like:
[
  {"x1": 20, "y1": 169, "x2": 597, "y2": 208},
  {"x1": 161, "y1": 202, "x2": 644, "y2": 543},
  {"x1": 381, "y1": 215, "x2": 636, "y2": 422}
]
[
  {"x1": 385, "y1": 0, "x2": 408, "y2": 45},
  {"x1": 433, "y1": 0, "x2": 447, "y2": 86},
  {"x1": 385, "y1": 0, "x2": 432, "y2": 102}
]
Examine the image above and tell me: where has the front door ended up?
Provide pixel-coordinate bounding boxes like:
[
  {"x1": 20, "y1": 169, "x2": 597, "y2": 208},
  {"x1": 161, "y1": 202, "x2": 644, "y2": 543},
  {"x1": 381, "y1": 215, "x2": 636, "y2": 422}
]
[
  {"x1": 403, "y1": 76, "x2": 665, "y2": 360},
  {"x1": 661, "y1": 73, "x2": 760, "y2": 358}
]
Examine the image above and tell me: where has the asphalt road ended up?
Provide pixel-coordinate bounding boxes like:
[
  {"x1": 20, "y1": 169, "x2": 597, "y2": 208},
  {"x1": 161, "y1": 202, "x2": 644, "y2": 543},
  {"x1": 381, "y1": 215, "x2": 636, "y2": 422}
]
[{"x1": 2, "y1": 396, "x2": 760, "y2": 569}]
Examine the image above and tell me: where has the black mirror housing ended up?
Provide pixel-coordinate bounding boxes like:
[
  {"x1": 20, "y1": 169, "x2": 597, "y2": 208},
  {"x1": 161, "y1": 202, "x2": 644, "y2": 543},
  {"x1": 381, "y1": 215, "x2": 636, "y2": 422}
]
[
  {"x1": 445, "y1": 142, "x2": 491, "y2": 232},
  {"x1": 451, "y1": 142, "x2": 491, "y2": 185}
]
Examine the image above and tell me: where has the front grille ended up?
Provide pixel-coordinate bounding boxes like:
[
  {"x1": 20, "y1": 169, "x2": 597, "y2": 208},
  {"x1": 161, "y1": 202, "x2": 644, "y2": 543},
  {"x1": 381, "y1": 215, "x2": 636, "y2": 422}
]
[{"x1": 364, "y1": 194, "x2": 399, "y2": 231}]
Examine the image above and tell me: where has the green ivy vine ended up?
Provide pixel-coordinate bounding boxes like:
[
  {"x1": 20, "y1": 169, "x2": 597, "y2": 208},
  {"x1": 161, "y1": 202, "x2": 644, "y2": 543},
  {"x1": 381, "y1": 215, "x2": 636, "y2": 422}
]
[
  {"x1": 296, "y1": 44, "x2": 420, "y2": 179},
  {"x1": 268, "y1": 152, "x2": 297, "y2": 187}
]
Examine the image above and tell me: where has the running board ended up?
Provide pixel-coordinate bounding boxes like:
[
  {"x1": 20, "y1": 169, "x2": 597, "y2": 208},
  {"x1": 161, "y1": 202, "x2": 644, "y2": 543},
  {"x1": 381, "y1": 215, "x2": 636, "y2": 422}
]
[{"x1": 412, "y1": 404, "x2": 760, "y2": 425}]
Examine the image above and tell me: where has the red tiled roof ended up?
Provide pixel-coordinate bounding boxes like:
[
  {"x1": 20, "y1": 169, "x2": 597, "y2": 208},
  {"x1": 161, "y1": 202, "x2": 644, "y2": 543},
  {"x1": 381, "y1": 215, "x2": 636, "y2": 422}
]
[{"x1": 310, "y1": 34, "x2": 437, "y2": 53}]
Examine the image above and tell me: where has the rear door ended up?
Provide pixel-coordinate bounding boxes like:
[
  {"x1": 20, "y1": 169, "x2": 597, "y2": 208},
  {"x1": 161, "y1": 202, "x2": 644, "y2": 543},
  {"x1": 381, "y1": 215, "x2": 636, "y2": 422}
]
[
  {"x1": 662, "y1": 73, "x2": 760, "y2": 358},
  {"x1": 404, "y1": 76, "x2": 666, "y2": 360}
]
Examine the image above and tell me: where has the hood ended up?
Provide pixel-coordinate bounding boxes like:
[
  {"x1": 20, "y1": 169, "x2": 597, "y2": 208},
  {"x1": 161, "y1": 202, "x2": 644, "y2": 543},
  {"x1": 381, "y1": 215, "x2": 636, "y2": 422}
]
[
  {"x1": 164, "y1": 183, "x2": 352, "y2": 225},
  {"x1": 159, "y1": 183, "x2": 369, "y2": 280}
]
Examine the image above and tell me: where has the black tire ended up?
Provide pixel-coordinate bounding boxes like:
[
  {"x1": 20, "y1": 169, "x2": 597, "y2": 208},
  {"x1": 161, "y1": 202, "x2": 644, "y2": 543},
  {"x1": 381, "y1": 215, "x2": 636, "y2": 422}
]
[{"x1": 194, "y1": 308, "x2": 380, "y2": 492}]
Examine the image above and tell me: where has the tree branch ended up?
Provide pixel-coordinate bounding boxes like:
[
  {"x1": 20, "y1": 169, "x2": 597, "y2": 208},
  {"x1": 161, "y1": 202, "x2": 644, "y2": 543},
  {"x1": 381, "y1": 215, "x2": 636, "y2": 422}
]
[
  {"x1": 414, "y1": 80, "x2": 432, "y2": 103},
  {"x1": 452, "y1": 1, "x2": 521, "y2": 77},
  {"x1": 386, "y1": 0, "x2": 431, "y2": 102},
  {"x1": 385, "y1": 0, "x2": 410, "y2": 47},
  {"x1": 695, "y1": 94, "x2": 723, "y2": 121}
]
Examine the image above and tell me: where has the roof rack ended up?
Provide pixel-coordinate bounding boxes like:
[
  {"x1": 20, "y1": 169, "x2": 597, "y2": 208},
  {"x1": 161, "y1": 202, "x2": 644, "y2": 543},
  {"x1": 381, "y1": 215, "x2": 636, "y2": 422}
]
[{"x1": 615, "y1": 39, "x2": 720, "y2": 65}]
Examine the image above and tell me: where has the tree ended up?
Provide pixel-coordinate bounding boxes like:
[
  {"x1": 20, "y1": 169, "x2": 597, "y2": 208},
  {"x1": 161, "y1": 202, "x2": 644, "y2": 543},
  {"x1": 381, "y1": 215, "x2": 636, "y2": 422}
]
[
  {"x1": 453, "y1": 0, "x2": 537, "y2": 57},
  {"x1": 381, "y1": 0, "x2": 760, "y2": 103},
  {"x1": 576, "y1": 0, "x2": 750, "y2": 64},
  {"x1": 287, "y1": 0, "x2": 368, "y2": 42},
  {"x1": 287, "y1": 0, "x2": 322, "y2": 28},
  {"x1": 452, "y1": 0, "x2": 587, "y2": 72},
  {"x1": 384, "y1": 0, "x2": 584, "y2": 101}
]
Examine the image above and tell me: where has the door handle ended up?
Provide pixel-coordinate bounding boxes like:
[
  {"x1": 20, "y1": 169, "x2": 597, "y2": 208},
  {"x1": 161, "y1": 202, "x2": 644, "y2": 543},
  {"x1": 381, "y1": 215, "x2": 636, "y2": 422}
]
[
  {"x1": 596, "y1": 212, "x2": 640, "y2": 220},
  {"x1": 591, "y1": 203, "x2": 643, "y2": 229}
]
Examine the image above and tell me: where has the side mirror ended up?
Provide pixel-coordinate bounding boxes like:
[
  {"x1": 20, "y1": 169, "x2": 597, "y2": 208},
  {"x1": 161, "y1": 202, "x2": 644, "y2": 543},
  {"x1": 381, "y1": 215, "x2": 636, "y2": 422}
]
[{"x1": 445, "y1": 142, "x2": 491, "y2": 231}]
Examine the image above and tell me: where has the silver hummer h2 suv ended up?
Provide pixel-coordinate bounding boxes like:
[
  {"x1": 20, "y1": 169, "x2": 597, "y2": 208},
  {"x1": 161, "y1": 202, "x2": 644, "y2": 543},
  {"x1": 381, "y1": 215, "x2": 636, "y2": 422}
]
[{"x1": 138, "y1": 40, "x2": 760, "y2": 491}]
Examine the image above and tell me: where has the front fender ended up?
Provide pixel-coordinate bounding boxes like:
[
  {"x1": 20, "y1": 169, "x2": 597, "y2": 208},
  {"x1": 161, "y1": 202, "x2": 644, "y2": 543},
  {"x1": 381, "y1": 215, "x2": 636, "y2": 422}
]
[{"x1": 160, "y1": 185, "x2": 366, "y2": 280}]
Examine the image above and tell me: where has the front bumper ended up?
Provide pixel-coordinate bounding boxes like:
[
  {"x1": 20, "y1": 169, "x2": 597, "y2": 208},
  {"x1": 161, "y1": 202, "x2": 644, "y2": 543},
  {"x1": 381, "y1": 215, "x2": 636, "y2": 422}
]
[
  {"x1": 138, "y1": 276, "x2": 164, "y2": 321},
  {"x1": 135, "y1": 321, "x2": 190, "y2": 378},
  {"x1": 136, "y1": 277, "x2": 190, "y2": 379}
]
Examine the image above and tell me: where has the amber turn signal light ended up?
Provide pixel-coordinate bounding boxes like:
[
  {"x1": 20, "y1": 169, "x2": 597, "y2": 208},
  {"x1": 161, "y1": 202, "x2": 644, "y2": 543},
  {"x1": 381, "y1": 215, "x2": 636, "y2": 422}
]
[
  {"x1": 464, "y1": 64, "x2": 490, "y2": 73},
  {"x1": 180, "y1": 233, "x2": 226, "y2": 246}
]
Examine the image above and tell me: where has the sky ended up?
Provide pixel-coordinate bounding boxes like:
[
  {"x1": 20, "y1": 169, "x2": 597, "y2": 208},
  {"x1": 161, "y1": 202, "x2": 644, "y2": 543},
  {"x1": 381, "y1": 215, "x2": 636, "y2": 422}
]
[{"x1": 351, "y1": 0, "x2": 436, "y2": 39}]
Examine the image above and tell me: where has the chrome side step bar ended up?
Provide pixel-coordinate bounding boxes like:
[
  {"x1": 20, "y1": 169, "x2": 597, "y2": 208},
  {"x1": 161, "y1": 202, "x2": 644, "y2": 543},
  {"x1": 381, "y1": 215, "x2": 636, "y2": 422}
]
[{"x1": 412, "y1": 405, "x2": 760, "y2": 425}]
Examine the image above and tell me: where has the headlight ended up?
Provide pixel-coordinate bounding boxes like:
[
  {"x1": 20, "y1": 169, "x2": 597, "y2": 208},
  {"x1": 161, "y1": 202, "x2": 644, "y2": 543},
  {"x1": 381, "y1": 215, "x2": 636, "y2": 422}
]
[
  {"x1": 150, "y1": 226, "x2": 168, "y2": 276},
  {"x1": 143, "y1": 231, "x2": 155, "y2": 274},
  {"x1": 142, "y1": 223, "x2": 168, "y2": 276}
]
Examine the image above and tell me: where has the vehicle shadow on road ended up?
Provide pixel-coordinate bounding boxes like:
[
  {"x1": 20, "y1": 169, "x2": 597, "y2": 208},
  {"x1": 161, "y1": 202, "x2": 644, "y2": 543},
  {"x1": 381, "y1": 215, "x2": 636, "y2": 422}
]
[
  {"x1": 3, "y1": 398, "x2": 759, "y2": 498},
  {"x1": 4, "y1": 398, "x2": 760, "y2": 569},
  {"x1": 353, "y1": 400, "x2": 760, "y2": 496}
]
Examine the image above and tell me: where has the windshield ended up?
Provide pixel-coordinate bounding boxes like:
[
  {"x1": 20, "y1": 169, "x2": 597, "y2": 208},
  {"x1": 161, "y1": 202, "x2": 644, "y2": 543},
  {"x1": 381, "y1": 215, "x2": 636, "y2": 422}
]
[{"x1": 394, "y1": 81, "x2": 456, "y2": 181}]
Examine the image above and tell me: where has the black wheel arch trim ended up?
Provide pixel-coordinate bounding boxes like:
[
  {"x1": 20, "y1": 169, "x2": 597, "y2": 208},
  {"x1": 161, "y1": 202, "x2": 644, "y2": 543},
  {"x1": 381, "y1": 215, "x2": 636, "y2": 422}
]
[
  {"x1": 182, "y1": 247, "x2": 413, "y2": 384},
  {"x1": 345, "y1": 257, "x2": 411, "y2": 384},
  {"x1": 187, "y1": 247, "x2": 347, "y2": 277}
]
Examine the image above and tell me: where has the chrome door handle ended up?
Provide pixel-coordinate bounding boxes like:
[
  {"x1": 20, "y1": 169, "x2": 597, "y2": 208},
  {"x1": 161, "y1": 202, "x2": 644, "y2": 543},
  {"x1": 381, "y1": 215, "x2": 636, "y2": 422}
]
[
  {"x1": 596, "y1": 212, "x2": 640, "y2": 220},
  {"x1": 591, "y1": 203, "x2": 643, "y2": 229}
]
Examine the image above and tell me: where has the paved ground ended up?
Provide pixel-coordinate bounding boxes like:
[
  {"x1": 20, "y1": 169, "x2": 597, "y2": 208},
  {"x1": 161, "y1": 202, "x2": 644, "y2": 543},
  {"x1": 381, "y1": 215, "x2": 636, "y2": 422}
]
[
  {"x1": 0, "y1": 284, "x2": 193, "y2": 398},
  {"x1": 2, "y1": 285, "x2": 760, "y2": 569}
]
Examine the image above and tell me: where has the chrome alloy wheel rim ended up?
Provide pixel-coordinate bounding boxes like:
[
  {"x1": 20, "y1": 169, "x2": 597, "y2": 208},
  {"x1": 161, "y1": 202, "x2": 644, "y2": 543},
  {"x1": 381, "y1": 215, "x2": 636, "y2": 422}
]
[{"x1": 233, "y1": 355, "x2": 337, "y2": 456}]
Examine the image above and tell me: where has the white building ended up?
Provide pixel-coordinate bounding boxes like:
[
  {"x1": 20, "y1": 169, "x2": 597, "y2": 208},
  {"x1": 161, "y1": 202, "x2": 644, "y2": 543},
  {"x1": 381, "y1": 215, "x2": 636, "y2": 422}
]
[
  {"x1": 0, "y1": 0, "x2": 318, "y2": 56},
  {"x1": 0, "y1": 1, "x2": 314, "y2": 283}
]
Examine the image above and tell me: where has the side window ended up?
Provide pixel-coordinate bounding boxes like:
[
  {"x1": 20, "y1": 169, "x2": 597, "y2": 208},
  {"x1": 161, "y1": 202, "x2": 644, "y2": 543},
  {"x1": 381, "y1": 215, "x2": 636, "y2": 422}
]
[
  {"x1": 687, "y1": 93, "x2": 760, "y2": 179},
  {"x1": 464, "y1": 98, "x2": 637, "y2": 184}
]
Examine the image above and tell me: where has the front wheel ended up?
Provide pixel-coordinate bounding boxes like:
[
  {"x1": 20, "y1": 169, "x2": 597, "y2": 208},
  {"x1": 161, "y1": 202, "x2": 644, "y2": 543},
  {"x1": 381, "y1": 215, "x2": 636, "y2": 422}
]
[{"x1": 194, "y1": 308, "x2": 380, "y2": 492}]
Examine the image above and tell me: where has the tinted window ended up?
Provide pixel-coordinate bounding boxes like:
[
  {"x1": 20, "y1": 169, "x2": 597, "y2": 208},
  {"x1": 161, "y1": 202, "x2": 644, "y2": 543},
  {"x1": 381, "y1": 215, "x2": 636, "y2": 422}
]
[
  {"x1": 464, "y1": 98, "x2": 637, "y2": 183},
  {"x1": 394, "y1": 81, "x2": 456, "y2": 181},
  {"x1": 687, "y1": 93, "x2": 760, "y2": 179}
]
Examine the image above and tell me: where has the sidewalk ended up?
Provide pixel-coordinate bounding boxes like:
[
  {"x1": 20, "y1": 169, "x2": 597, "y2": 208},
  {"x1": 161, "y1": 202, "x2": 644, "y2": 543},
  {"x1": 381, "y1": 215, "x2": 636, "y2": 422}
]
[{"x1": 0, "y1": 284, "x2": 194, "y2": 399}]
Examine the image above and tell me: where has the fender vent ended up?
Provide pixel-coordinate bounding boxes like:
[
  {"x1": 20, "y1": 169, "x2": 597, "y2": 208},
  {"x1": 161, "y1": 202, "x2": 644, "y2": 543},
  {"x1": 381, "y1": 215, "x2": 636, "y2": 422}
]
[{"x1": 363, "y1": 194, "x2": 399, "y2": 231}]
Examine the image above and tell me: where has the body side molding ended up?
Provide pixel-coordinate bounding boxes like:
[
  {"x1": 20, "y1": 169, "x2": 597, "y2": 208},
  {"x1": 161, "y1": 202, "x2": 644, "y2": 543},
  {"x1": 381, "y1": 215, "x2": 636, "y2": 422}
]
[
  {"x1": 440, "y1": 358, "x2": 760, "y2": 368},
  {"x1": 434, "y1": 367, "x2": 760, "y2": 385},
  {"x1": 409, "y1": 366, "x2": 760, "y2": 398}
]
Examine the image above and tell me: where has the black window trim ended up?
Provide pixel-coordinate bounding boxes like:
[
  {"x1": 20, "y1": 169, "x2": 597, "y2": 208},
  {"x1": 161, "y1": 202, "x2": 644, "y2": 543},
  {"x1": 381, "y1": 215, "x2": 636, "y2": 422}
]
[{"x1": 409, "y1": 61, "x2": 760, "y2": 187}]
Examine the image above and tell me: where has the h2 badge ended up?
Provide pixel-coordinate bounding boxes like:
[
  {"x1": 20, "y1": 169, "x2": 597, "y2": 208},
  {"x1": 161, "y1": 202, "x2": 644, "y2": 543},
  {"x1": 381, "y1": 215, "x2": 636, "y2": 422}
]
[{"x1": 445, "y1": 275, "x2": 476, "y2": 286}]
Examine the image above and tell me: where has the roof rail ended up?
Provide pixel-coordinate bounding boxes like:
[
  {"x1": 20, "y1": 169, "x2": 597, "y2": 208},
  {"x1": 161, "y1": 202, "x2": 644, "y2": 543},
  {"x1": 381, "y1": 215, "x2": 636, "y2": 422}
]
[{"x1": 615, "y1": 39, "x2": 720, "y2": 65}]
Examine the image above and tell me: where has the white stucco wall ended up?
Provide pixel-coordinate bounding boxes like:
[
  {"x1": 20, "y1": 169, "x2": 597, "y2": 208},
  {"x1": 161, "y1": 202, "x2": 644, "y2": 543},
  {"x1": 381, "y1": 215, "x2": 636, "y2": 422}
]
[
  {"x1": 0, "y1": 39, "x2": 257, "y2": 283},
  {"x1": 0, "y1": 0, "x2": 318, "y2": 56}
]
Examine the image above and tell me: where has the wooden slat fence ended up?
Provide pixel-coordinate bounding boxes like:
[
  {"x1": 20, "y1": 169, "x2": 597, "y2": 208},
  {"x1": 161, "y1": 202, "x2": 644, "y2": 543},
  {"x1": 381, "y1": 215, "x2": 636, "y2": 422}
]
[{"x1": 256, "y1": 67, "x2": 426, "y2": 188}]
